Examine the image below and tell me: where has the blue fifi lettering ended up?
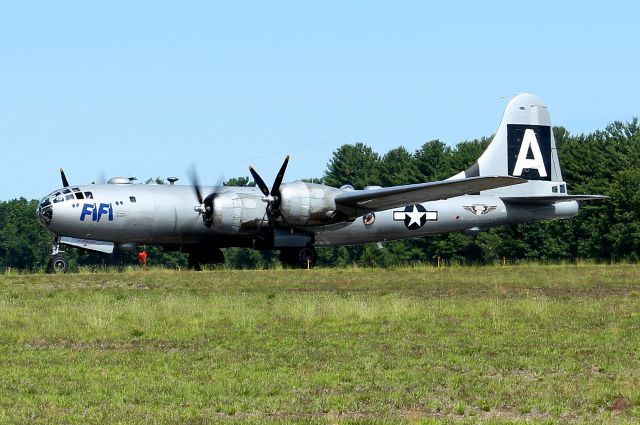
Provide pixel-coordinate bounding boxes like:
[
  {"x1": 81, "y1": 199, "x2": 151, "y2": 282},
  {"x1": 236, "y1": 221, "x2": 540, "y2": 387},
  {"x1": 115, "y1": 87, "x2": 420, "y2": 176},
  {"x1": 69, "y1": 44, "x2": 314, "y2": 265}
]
[
  {"x1": 80, "y1": 203, "x2": 114, "y2": 222},
  {"x1": 80, "y1": 204, "x2": 94, "y2": 221}
]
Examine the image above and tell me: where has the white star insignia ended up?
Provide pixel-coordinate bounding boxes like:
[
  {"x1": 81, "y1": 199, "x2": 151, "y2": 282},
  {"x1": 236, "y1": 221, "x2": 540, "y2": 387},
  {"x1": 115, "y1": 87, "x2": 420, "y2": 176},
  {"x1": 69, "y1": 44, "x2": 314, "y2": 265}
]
[{"x1": 406, "y1": 205, "x2": 425, "y2": 227}]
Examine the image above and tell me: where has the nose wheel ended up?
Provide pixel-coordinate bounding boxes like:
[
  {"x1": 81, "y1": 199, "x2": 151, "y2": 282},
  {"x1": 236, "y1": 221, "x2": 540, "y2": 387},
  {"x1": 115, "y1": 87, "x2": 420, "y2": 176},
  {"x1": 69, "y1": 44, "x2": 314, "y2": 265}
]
[
  {"x1": 47, "y1": 254, "x2": 69, "y2": 273},
  {"x1": 46, "y1": 237, "x2": 69, "y2": 273}
]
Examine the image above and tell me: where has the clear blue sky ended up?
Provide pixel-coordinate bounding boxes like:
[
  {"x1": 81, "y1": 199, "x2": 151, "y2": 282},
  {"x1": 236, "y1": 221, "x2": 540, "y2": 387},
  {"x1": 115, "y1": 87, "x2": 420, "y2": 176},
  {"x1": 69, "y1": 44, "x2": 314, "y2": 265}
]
[{"x1": 1, "y1": 1, "x2": 638, "y2": 200}]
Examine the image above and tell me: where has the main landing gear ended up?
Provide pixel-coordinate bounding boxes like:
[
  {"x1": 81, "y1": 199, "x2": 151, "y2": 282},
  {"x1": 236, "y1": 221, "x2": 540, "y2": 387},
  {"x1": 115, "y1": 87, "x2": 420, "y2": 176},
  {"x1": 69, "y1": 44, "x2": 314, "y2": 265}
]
[
  {"x1": 279, "y1": 246, "x2": 317, "y2": 268},
  {"x1": 46, "y1": 237, "x2": 69, "y2": 273},
  {"x1": 188, "y1": 248, "x2": 225, "y2": 270}
]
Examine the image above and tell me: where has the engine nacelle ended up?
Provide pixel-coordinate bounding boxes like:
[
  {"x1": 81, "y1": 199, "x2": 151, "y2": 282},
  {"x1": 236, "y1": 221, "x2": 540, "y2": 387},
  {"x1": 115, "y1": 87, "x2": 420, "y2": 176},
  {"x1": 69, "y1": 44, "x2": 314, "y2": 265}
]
[
  {"x1": 279, "y1": 182, "x2": 342, "y2": 226},
  {"x1": 211, "y1": 191, "x2": 265, "y2": 234}
]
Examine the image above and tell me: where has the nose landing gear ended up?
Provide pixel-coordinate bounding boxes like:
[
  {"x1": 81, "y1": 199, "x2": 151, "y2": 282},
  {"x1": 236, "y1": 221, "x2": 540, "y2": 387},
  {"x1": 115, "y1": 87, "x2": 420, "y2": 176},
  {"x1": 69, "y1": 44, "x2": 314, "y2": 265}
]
[
  {"x1": 46, "y1": 237, "x2": 69, "y2": 273},
  {"x1": 48, "y1": 254, "x2": 69, "y2": 273}
]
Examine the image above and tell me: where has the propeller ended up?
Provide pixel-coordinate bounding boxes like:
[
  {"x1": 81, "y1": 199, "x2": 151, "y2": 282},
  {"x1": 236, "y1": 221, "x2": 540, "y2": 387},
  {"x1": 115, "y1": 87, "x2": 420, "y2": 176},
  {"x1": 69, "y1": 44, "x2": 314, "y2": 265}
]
[
  {"x1": 60, "y1": 168, "x2": 69, "y2": 187},
  {"x1": 248, "y1": 155, "x2": 290, "y2": 219},
  {"x1": 189, "y1": 165, "x2": 223, "y2": 227}
]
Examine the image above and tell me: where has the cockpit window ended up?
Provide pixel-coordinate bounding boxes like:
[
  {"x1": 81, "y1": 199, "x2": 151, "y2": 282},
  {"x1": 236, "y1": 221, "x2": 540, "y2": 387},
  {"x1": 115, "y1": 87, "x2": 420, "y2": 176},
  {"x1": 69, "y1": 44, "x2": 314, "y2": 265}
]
[
  {"x1": 65, "y1": 194, "x2": 75, "y2": 201},
  {"x1": 53, "y1": 195, "x2": 64, "y2": 203},
  {"x1": 85, "y1": 192, "x2": 93, "y2": 199},
  {"x1": 72, "y1": 187, "x2": 81, "y2": 192},
  {"x1": 62, "y1": 188, "x2": 71, "y2": 194},
  {"x1": 75, "y1": 192, "x2": 84, "y2": 199}
]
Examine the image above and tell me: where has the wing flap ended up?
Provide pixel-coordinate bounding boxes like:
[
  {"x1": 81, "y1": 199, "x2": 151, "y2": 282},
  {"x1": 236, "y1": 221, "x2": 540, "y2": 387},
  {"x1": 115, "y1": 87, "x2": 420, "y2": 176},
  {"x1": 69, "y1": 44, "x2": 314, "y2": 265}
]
[
  {"x1": 501, "y1": 194, "x2": 608, "y2": 204},
  {"x1": 334, "y1": 176, "x2": 525, "y2": 212}
]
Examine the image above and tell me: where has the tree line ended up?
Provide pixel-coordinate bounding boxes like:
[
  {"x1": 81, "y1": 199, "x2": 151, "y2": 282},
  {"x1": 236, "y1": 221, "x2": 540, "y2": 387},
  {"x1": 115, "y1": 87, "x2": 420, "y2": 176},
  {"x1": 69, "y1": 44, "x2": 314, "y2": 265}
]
[{"x1": 1, "y1": 118, "x2": 639, "y2": 270}]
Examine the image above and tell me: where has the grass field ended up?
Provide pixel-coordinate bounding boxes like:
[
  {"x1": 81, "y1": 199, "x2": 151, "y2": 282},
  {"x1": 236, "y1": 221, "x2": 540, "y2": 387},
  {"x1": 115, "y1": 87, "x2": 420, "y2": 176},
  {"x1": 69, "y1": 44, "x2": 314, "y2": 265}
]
[{"x1": 0, "y1": 264, "x2": 639, "y2": 424}]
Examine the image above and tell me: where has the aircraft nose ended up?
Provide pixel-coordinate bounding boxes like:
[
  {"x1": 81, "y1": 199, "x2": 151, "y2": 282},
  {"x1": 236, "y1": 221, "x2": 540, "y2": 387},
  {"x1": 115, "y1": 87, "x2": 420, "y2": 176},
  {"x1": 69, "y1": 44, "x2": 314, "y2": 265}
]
[{"x1": 36, "y1": 198, "x2": 53, "y2": 227}]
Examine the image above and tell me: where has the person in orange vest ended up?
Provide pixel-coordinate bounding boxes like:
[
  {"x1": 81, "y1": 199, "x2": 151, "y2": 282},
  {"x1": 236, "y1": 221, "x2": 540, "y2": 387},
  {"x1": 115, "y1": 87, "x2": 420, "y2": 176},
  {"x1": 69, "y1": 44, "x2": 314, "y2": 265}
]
[{"x1": 138, "y1": 249, "x2": 148, "y2": 271}]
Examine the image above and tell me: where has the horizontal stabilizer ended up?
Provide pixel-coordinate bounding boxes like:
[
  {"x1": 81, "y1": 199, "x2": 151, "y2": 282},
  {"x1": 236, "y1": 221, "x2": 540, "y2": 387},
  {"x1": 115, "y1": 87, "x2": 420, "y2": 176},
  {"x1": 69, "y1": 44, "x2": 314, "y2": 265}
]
[
  {"x1": 60, "y1": 236, "x2": 115, "y2": 254},
  {"x1": 335, "y1": 176, "x2": 525, "y2": 212},
  {"x1": 501, "y1": 194, "x2": 608, "y2": 204}
]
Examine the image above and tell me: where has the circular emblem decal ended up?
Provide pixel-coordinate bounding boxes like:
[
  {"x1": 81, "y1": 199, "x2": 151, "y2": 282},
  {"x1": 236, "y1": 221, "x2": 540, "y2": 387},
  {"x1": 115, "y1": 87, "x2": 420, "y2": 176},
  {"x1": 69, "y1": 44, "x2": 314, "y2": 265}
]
[
  {"x1": 403, "y1": 204, "x2": 428, "y2": 230},
  {"x1": 363, "y1": 212, "x2": 376, "y2": 226}
]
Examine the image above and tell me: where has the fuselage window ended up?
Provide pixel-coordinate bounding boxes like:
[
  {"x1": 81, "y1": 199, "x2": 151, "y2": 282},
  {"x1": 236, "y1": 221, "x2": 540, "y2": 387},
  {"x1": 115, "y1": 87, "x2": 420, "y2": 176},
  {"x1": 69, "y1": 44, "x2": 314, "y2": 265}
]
[
  {"x1": 85, "y1": 192, "x2": 93, "y2": 199},
  {"x1": 560, "y1": 184, "x2": 566, "y2": 193},
  {"x1": 552, "y1": 186, "x2": 558, "y2": 193},
  {"x1": 129, "y1": 196, "x2": 136, "y2": 203}
]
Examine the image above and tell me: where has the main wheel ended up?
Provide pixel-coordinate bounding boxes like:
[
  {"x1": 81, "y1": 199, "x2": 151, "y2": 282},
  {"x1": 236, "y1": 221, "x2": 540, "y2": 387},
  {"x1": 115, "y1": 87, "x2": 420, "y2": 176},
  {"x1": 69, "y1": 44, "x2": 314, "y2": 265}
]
[
  {"x1": 280, "y1": 246, "x2": 317, "y2": 268},
  {"x1": 297, "y1": 246, "x2": 317, "y2": 268},
  {"x1": 188, "y1": 248, "x2": 225, "y2": 270},
  {"x1": 47, "y1": 255, "x2": 69, "y2": 273},
  {"x1": 187, "y1": 252, "x2": 202, "y2": 271}
]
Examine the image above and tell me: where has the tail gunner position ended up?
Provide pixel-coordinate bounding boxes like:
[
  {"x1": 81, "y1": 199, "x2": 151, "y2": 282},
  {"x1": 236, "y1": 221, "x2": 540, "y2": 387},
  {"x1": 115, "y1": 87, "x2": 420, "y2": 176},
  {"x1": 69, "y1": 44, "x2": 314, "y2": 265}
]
[{"x1": 36, "y1": 94, "x2": 605, "y2": 272}]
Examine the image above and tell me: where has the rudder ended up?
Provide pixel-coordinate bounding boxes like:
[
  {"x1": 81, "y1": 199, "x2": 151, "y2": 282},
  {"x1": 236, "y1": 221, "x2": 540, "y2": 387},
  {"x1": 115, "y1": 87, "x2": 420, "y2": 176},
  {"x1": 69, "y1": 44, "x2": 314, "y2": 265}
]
[{"x1": 450, "y1": 93, "x2": 565, "y2": 197}]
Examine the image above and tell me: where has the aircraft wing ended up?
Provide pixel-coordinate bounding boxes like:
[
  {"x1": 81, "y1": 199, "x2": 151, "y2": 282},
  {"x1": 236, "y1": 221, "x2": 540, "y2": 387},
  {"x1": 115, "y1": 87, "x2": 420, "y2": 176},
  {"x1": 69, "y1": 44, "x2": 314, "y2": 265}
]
[
  {"x1": 501, "y1": 194, "x2": 608, "y2": 204},
  {"x1": 334, "y1": 176, "x2": 525, "y2": 212}
]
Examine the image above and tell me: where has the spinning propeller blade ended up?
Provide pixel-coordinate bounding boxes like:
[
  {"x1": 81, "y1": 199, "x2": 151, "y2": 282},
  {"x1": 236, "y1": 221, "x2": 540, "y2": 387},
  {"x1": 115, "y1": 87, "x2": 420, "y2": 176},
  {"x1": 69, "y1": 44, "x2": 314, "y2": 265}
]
[
  {"x1": 189, "y1": 165, "x2": 204, "y2": 205},
  {"x1": 189, "y1": 165, "x2": 224, "y2": 227}
]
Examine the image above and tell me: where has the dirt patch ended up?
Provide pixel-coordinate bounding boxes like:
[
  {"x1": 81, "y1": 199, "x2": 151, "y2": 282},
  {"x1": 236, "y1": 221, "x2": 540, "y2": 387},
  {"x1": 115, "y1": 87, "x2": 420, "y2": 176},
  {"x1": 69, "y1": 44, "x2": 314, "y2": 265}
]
[
  {"x1": 25, "y1": 338, "x2": 189, "y2": 352},
  {"x1": 608, "y1": 396, "x2": 631, "y2": 411}
]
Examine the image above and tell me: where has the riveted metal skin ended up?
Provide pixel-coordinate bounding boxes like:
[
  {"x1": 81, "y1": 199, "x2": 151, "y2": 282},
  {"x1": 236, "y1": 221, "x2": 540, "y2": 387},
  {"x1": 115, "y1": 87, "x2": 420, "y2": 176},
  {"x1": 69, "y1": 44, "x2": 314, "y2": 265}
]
[{"x1": 279, "y1": 182, "x2": 342, "y2": 226}]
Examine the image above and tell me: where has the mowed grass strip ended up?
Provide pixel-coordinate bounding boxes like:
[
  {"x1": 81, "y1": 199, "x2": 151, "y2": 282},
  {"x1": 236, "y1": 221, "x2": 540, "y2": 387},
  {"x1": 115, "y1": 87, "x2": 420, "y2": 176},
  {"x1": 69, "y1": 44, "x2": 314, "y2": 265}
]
[{"x1": 0, "y1": 264, "x2": 639, "y2": 424}]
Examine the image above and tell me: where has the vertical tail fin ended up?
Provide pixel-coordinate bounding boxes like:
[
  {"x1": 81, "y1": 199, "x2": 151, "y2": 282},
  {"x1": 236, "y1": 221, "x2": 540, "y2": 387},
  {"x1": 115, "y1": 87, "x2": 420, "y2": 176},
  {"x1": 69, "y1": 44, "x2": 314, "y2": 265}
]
[{"x1": 450, "y1": 93, "x2": 566, "y2": 196}]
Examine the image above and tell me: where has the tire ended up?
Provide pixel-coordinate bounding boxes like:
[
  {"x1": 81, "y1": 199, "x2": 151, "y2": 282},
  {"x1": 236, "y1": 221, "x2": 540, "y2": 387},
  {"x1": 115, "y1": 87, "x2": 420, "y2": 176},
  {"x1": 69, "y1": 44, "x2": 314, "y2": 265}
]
[
  {"x1": 188, "y1": 248, "x2": 225, "y2": 270},
  {"x1": 47, "y1": 255, "x2": 69, "y2": 274},
  {"x1": 280, "y1": 246, "x2": 317, "y2": 268},
  {"x1": 188, "y1": 251, "x2": 204, "y2": 271}
]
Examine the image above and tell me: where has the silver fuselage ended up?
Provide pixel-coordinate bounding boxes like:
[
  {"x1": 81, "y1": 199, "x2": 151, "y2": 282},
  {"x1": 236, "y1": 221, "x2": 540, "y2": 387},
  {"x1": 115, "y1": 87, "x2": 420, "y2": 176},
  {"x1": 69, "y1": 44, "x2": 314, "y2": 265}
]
[{"x1": 36, "y1": 182, "x2": 578, "y2": 250}]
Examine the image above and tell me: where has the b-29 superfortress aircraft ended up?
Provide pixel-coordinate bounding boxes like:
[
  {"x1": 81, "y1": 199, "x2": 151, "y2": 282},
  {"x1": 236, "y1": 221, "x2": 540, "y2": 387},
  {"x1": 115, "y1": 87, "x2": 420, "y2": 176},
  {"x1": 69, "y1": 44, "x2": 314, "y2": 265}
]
[{"x1": 36, "y1": 94, "x2": 605, "y2": 272}]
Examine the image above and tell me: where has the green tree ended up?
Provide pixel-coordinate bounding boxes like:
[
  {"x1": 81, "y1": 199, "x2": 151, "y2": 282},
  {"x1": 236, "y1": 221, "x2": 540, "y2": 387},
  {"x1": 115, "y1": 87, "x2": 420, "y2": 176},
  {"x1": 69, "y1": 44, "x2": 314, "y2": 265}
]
[
  {"x1": 379, "y1": 146, "x2": 422, "y2": 186},
  {"x1": 447, "y1": 137, "x2": 491, "y2": 174},
  {"x1": 324, "y1": 143, "x2": 381, "y2": 189},
  {"x1": 0, "y1": 199, "x2": 52, "y2": 270},
  {"x1": 144, "y1": 177, "x2": 166, "y2": 185},
  {"x1": 606, "y1": 168, "x2": 640, "y2": 260},
  {"x1": 225, "y1": 177, "x2": 256, "y2": 187},
  {"x1": 414, "y1": 139, "x2": 454, "y2": 181},
  {"x1": 302, "y1": 177, "x2": 324, "y2": 184}
]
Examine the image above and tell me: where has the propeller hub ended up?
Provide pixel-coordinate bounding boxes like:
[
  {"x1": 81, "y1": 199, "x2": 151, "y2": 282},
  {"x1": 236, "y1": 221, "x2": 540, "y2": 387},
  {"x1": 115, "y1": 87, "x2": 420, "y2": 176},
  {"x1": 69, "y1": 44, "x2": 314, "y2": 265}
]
[
  {"x1": 248, "y1": 155, "x2": 290, "y2": 220},
  {"x1": 189, "y1": 165, "x2": 224, "y2": 228}
]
